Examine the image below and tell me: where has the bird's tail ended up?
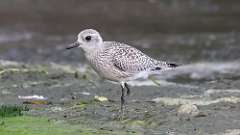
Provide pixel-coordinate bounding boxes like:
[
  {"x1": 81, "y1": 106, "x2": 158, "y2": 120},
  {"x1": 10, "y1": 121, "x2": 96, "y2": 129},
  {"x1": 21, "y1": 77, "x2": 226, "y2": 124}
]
[
  {"x1": 151, "y1": 61, "x2": 179, "y2": 72},
  {"x1": 166, "y1": 62, "x2": 179, "y2": 68},
  {"x1": 148, "y1": 62, "x2": 179, "y2": 86},
  {"x1": 129, "y1": 61, "x2": 179, "y2": 81}
]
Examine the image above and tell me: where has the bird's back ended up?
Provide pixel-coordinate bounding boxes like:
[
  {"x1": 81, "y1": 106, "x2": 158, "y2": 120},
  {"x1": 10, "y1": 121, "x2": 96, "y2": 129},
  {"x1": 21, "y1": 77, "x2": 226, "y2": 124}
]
[
  {"x1": 85, "y1": 41, "x2": 178, "y2": 81},
  {"x1": 103, "y1": 41, "x2": 177, "y2": 79}
]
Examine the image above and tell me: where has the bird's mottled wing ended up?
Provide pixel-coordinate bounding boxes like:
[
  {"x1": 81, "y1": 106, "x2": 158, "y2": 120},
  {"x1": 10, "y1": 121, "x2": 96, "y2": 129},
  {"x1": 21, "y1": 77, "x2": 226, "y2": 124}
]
[{"x1": 111, "y1": 44, "x2": 156, "y2": 73}]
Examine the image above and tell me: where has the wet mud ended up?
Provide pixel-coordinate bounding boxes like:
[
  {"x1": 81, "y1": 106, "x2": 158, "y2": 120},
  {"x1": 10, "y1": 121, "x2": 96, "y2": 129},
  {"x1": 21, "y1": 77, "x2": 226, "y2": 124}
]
[{"x1": 0, "y1": 60, "x2": 240, "y2": 135}]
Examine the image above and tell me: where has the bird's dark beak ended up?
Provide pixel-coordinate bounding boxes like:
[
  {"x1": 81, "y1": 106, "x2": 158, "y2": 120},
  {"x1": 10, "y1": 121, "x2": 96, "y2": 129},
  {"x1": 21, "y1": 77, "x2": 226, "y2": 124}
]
[{"x1": 66, "y1": 42, "x2": 80, "y2": 50}]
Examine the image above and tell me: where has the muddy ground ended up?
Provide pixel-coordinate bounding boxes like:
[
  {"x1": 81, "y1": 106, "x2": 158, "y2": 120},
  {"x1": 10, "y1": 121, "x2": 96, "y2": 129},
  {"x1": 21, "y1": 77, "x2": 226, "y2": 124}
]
[{"x1": 0, "y1": 60, "x2": 240, "y2": 135}]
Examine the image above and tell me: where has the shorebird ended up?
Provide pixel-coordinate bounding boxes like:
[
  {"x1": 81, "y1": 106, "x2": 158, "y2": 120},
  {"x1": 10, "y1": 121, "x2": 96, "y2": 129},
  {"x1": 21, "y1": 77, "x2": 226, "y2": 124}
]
[{"x1": 66, "y1": 29, "x2": 178, "y2": 116}]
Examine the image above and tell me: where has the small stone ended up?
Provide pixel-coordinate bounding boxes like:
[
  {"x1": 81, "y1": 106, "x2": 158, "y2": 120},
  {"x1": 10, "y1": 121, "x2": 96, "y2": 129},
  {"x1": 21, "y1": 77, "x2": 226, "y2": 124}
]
[
  {"x1": 51, "y1": 107, "x2": 63, "y2": 112},
  {"x1": 94, "y1": 95, "x2": 108, "y2": 102},
  {"x1": 177, "y1": 104, "x2": 200, "y2": 117}
]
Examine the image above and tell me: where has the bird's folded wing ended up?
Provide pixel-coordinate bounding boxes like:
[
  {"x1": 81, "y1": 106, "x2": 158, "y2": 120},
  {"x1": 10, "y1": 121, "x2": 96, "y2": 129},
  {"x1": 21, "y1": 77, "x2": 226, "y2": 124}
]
[{"x1": 112, "y1": 45, "x2": 157, "y2": 73}]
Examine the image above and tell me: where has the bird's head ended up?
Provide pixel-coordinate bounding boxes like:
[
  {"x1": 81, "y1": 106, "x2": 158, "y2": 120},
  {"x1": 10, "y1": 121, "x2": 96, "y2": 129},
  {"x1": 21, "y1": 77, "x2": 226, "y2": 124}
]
[{"x1": 66, "y1": 29, "x2": 103, "y2": 52}]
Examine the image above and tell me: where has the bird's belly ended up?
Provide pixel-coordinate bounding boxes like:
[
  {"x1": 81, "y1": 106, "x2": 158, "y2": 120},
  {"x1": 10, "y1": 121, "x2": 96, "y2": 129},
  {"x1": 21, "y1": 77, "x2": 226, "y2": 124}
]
[
  {"x1": 87, "y1": 56, "x2": 123, "y2": 82},
  {"x1": 91, "y1": 63, "x2": 121, "y2": 81}
]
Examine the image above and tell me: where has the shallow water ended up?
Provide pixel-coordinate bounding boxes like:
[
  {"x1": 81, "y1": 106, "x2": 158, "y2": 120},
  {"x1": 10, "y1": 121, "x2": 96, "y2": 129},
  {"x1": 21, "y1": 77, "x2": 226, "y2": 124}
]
[
  {"x1": 1, "y1": 0, "x2": 240, "y2": 64},
  {"x1": 1, "y1": 0, "x2": 240, "y2": 134}
]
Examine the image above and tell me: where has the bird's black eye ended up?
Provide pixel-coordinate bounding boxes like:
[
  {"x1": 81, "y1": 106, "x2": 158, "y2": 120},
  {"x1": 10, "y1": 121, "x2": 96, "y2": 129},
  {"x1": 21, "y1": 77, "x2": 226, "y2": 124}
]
[{"x1": 85, "y1": 36, "x2": 91, "y2": 41}]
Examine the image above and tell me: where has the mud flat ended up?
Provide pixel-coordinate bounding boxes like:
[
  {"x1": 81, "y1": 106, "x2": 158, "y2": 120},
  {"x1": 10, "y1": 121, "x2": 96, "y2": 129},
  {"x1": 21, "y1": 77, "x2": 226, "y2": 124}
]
[{"x1": 0, "y1": 60, "x2": 239, "y2": 135}]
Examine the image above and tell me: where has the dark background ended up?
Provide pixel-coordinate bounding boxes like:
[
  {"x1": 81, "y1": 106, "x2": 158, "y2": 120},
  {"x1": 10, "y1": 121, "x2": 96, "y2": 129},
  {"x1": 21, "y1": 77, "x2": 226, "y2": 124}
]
[
  {"x1": 0, "y1": 0, "x2": 240, "y2": 63},
  {"x1": 1, "y1": 0, "x2": 240, "y2": 33}
]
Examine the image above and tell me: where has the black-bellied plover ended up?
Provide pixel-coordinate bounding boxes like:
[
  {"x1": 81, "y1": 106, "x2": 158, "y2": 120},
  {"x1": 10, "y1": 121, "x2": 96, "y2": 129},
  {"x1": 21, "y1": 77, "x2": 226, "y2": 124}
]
[{"x1": 66, "y1": 29, "x2": 178, "y2": 116}]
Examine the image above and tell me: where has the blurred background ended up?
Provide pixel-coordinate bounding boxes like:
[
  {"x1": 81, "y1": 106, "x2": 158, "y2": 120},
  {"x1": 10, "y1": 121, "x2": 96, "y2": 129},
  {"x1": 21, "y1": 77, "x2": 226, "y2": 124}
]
[
  {"x1": 1, "y1": 1, "x2": 240, "y2": 134},
  {"x1": 1, "y1": 0, "x2": 240, "y2": 64}
]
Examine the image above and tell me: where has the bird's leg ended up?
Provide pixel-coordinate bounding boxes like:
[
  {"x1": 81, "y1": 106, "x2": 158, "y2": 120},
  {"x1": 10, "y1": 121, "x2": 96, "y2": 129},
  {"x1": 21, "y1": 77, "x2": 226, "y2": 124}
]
[
  {"x1": 124, "y1": 83, "x2": 131, "y2": 96},
  {"x1": 149, "y1": 75, "x2": 161, "y2": 87},
  {"x1": 119, "y1": 82, "x2": 126, "y2": 120},
  {"x1": 120, "y1": 83, "x2": 125, "y2": 112}
]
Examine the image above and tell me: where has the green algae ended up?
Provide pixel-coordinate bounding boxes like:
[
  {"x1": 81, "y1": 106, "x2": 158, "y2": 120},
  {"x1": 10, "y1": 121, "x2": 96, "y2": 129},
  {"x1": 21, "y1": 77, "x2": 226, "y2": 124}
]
[
  {"x1": 0, "y1": 105, "x2": 28, "y2": 117},
  {"x1": 0, "y1": 116, "x2": 139, "y2": 135}
]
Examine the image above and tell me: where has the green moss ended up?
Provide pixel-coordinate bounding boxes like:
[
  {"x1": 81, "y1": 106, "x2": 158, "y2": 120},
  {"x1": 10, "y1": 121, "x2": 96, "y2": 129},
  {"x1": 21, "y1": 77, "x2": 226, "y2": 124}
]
[
  {"x1": 0, "y1": 105, "x2": 28, "y2": 117},
  {"x1": 0, "y1": 116, "x2": 139, "y2": 135},
  {"x1": 71, "y1": 99, "x2": 97, "y2": 110}
]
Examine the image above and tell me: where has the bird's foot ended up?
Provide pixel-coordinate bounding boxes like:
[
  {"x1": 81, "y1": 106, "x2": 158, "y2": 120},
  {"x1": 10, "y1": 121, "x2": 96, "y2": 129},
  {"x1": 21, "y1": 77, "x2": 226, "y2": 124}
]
[{"x1": 117, "y1": 106, "x2": 125, "y2": 121}]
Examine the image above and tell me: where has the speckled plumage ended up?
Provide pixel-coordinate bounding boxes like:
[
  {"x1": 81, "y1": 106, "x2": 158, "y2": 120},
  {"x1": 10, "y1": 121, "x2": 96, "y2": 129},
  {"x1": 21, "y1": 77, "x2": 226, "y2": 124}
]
[
  {"x1": 66, "y1": 29, "x2": 178, "y2": 118},
  {"x1": 85, "y1": 41, "x2": 175, "y2": 82}
]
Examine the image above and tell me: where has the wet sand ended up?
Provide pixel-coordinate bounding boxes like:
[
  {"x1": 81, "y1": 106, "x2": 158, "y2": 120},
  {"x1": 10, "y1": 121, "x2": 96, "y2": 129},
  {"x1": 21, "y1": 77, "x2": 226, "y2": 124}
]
[{"x1": 0, "y1": 60, "x2": 240, "y2": 134}]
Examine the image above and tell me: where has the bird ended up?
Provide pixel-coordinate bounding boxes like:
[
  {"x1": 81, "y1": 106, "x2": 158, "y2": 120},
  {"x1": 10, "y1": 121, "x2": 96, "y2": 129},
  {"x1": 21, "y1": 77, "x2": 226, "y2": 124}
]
[{"x1": 66, "y1": 29, "x2": 178, "y2": 117}]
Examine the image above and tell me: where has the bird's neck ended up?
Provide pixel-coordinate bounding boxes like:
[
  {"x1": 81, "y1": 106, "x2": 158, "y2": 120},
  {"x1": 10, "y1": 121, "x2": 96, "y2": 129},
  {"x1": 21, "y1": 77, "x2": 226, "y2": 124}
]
[
  {"x1": 81, "y1": 43, "x2": 103, "y2": 53},
  {"x1": 82, "y1": 44, "x2": 104, "y2": 57}
]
